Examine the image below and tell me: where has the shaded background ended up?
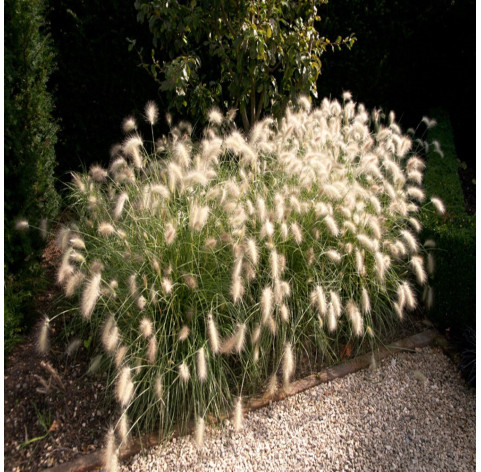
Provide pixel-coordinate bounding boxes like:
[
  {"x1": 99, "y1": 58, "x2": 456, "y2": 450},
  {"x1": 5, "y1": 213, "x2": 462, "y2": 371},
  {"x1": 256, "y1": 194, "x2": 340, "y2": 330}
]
[
  {"x1": 48, "y1": 0, "x2": 475, "y2": 175},
  {"x1": 317, "y1": 0, "x2": 475, "y2": 170}
]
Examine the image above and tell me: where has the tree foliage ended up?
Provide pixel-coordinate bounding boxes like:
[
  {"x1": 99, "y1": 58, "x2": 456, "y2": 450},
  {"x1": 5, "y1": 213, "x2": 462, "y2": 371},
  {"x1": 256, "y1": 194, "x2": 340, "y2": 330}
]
[{"x1": 133, "y1": 0, "x2": 355, "y2": 131}]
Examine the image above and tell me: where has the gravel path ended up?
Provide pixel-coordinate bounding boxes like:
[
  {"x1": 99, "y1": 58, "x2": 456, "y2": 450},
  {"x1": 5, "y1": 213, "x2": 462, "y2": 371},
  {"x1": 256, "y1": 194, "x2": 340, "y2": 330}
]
[{"x1": 121, "y1": 347, "x2": 475, "y2": 471}]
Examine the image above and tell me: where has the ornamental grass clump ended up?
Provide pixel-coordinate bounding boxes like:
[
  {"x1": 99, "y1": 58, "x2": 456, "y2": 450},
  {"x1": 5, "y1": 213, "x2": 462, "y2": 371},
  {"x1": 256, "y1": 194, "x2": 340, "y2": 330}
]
[{"x1": 50, "y1": 96, "x2": 444, "y2": 458}]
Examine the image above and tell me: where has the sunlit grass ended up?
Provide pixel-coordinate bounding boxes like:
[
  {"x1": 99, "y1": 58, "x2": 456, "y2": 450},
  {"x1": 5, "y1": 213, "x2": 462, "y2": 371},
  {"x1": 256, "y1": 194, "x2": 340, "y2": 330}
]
[{"x1": 42, "y1": 96, "x2": 445, "y2": 466}]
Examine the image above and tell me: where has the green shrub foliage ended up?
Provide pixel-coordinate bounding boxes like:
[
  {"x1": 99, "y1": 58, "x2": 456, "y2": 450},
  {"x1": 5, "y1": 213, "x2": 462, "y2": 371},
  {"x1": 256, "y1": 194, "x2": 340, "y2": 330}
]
[
  {"x1": 420, "y1": 109, "x2": 475, "y2": 331},
  {"x1": 5, "y1": 0, "x2": 60, "y2": 255},
  {"x1": 4, "y1": 0, "x2": 60, "y2": 350},
  {"x1": 52, "y1": 96, "x2": 444, "y2": 465},
  {"x1": 133, "y1": 0, "x2": 355, "y2": 131}
]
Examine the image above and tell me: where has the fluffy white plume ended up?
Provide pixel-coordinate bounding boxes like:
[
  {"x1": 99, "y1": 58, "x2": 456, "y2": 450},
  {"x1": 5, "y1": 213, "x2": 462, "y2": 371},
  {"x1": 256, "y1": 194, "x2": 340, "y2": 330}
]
[
  {"x1": 207, "y1": 313, "x2": 220, "y2": 354},
  {"x1": 81, "y1": 271, "x2": 102, "y2": 320},
  {"x1": 116, "y1": 367, "x2": 134, "y2": 408},
  {"x1": 233, "y1": 397, "x2": 243, "y2": 432},
  {"x1": 282, "y1": 342, "x2": 295, "y2": 386},
  {"x1": 260, "y1": 286, "x2": 274, "y2": 325},
  {"x1": 346, "y1": 300, "x2": 363, "y2": 336},
  {"x1": 430, "y1": 197, "x2": 445, "y2": 215},
  {"x1": 310, "y1": 285, "x2": 327, "y2": 316},
  {"x1": 197, "y1": 347, "x2": 207, "y2": 382}
]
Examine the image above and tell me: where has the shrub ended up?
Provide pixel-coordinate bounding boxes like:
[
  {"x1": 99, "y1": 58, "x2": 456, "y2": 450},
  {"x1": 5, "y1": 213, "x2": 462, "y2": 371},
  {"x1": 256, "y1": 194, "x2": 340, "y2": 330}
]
[
  {"x1": 50, "y1": 96, "x2": 444, "y2": 465},
  {"x1": 4, "y1": 273, "x2": 28, "y2": 355},
  {"x1": 133, "y1": 0, "x2": 355, "y2": 131},
  {"x1": 4, "y1": 0, "x2": 60, "y2": 351},
  {"x1": 5, "y1": 0, "x2": 60, "y2": 260},
  {"x1": 420, "y1": 109, "x2": 476, "y2": 332}
]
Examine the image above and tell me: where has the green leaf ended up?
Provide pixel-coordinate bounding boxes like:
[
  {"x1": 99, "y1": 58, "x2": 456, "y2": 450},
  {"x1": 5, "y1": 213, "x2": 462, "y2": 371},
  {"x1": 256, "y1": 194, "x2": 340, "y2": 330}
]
[{"x1": 83, "y1": 336, "x2": 92, "y2": 350}]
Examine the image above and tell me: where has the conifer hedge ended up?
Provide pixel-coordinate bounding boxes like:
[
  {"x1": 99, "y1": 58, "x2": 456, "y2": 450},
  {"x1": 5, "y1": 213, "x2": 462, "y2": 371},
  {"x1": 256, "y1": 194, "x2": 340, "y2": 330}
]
[{"x1": 4, "y1": 0, "x2": 60, "y2": 351}]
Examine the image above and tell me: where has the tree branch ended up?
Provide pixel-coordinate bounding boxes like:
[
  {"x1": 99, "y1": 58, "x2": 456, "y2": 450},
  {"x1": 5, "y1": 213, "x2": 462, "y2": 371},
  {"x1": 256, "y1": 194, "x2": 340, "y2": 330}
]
[
  {"x1": 220, "y1": 0, "x2": 236, "y2": 37},
  {"x1": 250, "y1": 76, "x2": 256, "y2": 128},
  {"x1": 268, "y1": 61, "x2": 282, "y2": 74},
  {"x1": 240, "y1": 102, "x2": 250, "y2": 133},
  {"x1": 255, "y1": 89, "x2": 265, "y2": 122}
]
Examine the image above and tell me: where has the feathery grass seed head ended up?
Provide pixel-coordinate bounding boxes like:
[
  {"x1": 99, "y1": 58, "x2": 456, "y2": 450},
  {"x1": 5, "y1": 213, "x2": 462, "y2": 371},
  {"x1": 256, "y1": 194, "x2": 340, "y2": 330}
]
[
  {"x1": 122, "y1": 116, "x2": 137, "y2": 133},
  {"x1": 103, "y1": 427, "x2": 118, "y2": 472},
  {"x1": 37, "y1": 317, "x2": 50, "y2": 354},
  {"x1": 147, "y1": 336, "x2": 158, "y2": 363},
  {"x1": 114, "y1": 193, "x2": 129, "y2": 220},
  {"x1": 137, "y1": 295, "x2": 147, "y2": 311},
  {"x1": 280, "y1": 303, "x2": 290, "y2": 323},
  {"x1": 115, "y1": 346, "x2": 128, "y2": 368},
  {"x1": 178, "y1": 361, "x2": 190, "y2": 383},
  {"x1": 118, "y1": 413, "x2": 130, "y2": 444},
  {"x1": 361, "y1": 288, "x2": 371, "y2": 314},
  {"x1": 98, "y1": 222, "x2": 116, "y2": 236},
  {"x1": 266, "y1": 373, "x2": 278, "y2": 397},
  {"x1": 402, "y1": 281, "x2": 417, "y2": 310},
  {"x1": 430, "y1": 197, "x2": 445, "y2": 215},
  {"x1": 195, "y1": 416, "x2": 205, "y2": 448},
  {"x1": 102, "y1": 316, "x2": 119, "y2": 354},
  {"x1": 81, "y1": 271, "x2": 102, "y2": 320},
  {"x1": 427, "y1": 253, "x2": 435, "y2": 275},
  {"x1": 310, "y1": 285, "x2": 327, "y2": 316},
  {"x1": 290, "y1": 222, "x2": 303, "y2": 244},
  {"x1": 260, "y1": 286, "x2": 274, "y2": 324},
  {"x1": 64, "y1": 271, "x2": 85, "y2": 297},
  {"x1": 346, "y1": 300, "x2": 363, "y2": 336},
  {"x1": 326, "y1": 250, "x2": 342, "y2": 264},
  {"x1": 161, "y1": 277, "x2": 173, "y2": 295},
  {"x1": 410, "y1": 255, "x2": 427, "y2": 285},
  {"x1": 282, "y1": 342, "x2": 295, "y2": 387},
  {"x1": 327, "y1": 304, "x2": 337, "y2": 332},
  {"x1": 154, "y1": 374, "x2": 163, "y2": 400},
  {"x1": 197, "y1": 347, "x2": 207, "y2": 382},
  {"x1": 145, "y1": 101, "x2": 159, "y2": 125},
  {"x1": 207, "y1": 313, "x2": 220, "y2": 354},
  {"x1": 179, "y1": 325, "x2": 190, "y2": 342},
  {"x1": 330, "y1": 291, "x2": 342, "y2": 318},
  {"x1": 116, "y1": 367, "x2": 134, "y2": 408},
  {"x1": 233, "y1": 397, "x2": 243, "y2": 432}
]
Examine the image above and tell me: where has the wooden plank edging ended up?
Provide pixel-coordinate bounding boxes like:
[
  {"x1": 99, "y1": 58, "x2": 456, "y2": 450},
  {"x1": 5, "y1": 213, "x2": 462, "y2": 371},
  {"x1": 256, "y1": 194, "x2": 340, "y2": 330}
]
[{"x1": 43, "y1": 329, "x2": 439, "y2": 472}]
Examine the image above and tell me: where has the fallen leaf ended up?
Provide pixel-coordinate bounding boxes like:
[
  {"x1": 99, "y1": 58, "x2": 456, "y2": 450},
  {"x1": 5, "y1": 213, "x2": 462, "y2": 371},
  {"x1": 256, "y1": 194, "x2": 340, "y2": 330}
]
[
  {"x1": 340, "y1": 344, "x2": 352, "y2": 360},
  {"x1": 48, "y1": 419, "x2": 61, "y2": 433}
]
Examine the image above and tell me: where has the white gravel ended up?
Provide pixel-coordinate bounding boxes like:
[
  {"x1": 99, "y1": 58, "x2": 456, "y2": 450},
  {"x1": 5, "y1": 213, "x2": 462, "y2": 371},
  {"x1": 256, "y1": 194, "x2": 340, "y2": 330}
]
[{"x1": 121, "y1": 347, "x2": 475, "y2": 471}]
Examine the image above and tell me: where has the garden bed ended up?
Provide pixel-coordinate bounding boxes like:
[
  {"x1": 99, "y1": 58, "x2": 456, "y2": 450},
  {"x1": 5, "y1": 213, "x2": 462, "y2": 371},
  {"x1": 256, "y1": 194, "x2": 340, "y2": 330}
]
[
  {"x1": 5, "y1": 102, "x2": 474, "y2": 472},
  {"x1": 4, "y1": 320, "x2": 436, "y2": 472}
]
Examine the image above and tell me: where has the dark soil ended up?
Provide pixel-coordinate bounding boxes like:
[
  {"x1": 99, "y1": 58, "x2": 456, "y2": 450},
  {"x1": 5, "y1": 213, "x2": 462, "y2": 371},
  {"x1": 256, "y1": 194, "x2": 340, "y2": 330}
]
[
  {"x1": 4, "y1": 239, "x2": 112, "y2": 471},
  {"x1": 4, "y1": 332, "x2": 110, "y2": 471}
]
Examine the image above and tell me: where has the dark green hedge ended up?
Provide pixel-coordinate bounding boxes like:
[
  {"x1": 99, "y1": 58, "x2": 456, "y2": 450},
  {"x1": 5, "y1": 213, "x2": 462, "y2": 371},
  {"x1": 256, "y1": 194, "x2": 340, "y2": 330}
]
[
  {"x1": 421, "y1": 109, "x2": 475, "y2": 331},
  {"x1": 5, "y1": 0, "x2": 61, "y2": 353},
  {"x1": 5, "y1": 0, "x2": 60, "y2": 268}
]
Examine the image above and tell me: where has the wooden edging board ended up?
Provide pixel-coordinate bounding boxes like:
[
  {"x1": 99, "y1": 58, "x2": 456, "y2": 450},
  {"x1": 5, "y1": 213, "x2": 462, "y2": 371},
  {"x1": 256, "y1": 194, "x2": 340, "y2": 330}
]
[{"x1": 44, "y1": 328, "x2": 439, "y2": 472}]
